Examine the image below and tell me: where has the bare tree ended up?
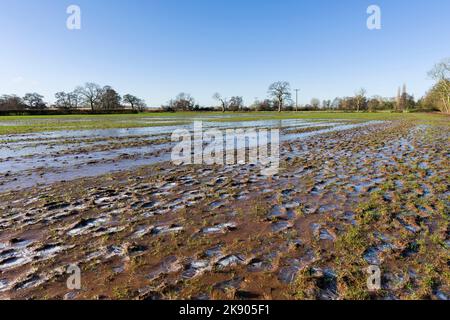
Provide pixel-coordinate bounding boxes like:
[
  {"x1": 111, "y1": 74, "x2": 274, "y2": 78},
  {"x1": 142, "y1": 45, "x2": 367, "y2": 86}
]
[
  {"x1": 354, "y1": 88, "x2": 367, "y2": 112},
  {"x1": 310, "y1": 98, "x2": 320, "y2": 109},
  {"x1": 23, "y1": 93, "x2": 46, "y2": 109},
  {"x1": 213, "y1": 93, "x2": 228, "y2": 112},
  {"x1": 229, "y1": 96, "x2": 244, "y2": 111},
  {"x1": 100, "y1": 86, "x2": 121, "y2": 110},
  {"x1": 123, "y1": 94, "x2": 146, "y2": 111},
  {"x1": 331, "y1": 98, "x2": 342, "y2": 110},
  {"x1": 172, "y1": 93, "x2": 195, "y2": 111},
  {"x1": 322, "y1": 100, "x2": 331, "y2": 109},
  {"x1": 268, "y1": 81, "x2": 291, "y2": 112},
  {"x1": 251, "y1": 99, "x2": 273, "y2": 111},
  {"x1": 55, "y1": 91, "x2": 80, "y2": 109},
  {"x1": 0, "y1": 95, "x2": 25, "y2": 111},
  {"x1": 55, "y1": 92, "x2": 68, "y2": 109},
  {"x1": 75, "y1": 82, "x2": 102, "y2": 111},
  {"x1": 428, "y1": 58, "x2": 450, "y2": 113}
]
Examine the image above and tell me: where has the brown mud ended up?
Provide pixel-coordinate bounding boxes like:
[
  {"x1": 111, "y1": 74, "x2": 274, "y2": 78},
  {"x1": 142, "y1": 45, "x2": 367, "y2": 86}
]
[{"x1": 0, "y1": 119, "x2": 448, "y2": 300}]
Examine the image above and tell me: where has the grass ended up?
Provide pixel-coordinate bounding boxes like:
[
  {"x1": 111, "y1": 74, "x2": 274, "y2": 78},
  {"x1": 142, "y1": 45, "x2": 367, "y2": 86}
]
[
  {"x1": 0, "y1": 111, "x2": 448, "y2": 135},
  {"x1": 333, "y1": 225, "x2": 372, "y2": 300}
]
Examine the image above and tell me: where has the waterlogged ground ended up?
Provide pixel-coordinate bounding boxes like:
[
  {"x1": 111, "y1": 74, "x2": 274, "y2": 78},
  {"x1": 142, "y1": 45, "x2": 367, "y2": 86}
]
[
  {"x1": 0, "y1": 118, "x2": 369, "y2": 191},
  {"x1": 0, "y1": 113, "x2": 448, "y2": 300}
]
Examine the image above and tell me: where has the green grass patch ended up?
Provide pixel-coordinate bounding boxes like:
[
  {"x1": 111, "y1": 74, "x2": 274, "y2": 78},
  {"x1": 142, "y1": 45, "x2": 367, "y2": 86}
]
[{"x1": 0, "y1": 111, "x2": 447, "y2": 135}]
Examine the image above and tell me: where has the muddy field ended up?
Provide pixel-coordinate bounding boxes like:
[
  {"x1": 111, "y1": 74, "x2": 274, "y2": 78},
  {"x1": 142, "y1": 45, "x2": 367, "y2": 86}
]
[{"x1": 0, "y1": 114, "x2": 448, "y2": 300}]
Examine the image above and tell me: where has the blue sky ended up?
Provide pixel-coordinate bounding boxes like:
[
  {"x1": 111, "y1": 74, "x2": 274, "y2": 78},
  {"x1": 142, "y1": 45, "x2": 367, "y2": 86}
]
[{"x1": 1, "y1": 0, "x2": 449, "y2": 107}]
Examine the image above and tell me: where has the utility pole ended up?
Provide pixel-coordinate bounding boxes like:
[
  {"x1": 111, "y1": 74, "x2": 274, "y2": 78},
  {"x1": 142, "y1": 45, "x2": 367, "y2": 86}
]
[{"x1": 294, "y1": 89, "x2": 300, "y2": 111}]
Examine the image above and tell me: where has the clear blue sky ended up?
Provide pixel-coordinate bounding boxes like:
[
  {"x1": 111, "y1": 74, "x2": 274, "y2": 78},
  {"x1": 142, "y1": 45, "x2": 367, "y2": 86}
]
[{"x1": 1, "y1": 0, "x2": 449, "y2": 107}]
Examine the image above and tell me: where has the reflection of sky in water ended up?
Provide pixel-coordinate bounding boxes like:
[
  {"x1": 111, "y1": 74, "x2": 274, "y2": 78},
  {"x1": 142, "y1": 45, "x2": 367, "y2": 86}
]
[
  {"x1": 0, "y1": 119, "x2": 380, "y2": 191},
  {"x1": 1, "y1": 119, "x2": 347, "y2": 142}
]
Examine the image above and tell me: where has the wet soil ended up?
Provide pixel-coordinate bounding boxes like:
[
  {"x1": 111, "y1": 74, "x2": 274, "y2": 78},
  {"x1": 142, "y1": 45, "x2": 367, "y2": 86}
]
[{"x1": 0, "y1": 118, "x2": 448, "y2": 300}]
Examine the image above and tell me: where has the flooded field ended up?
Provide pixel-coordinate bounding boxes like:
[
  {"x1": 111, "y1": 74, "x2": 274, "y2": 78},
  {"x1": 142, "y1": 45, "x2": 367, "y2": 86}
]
[{"x1": 0, "y1": 113, "x2": 448, "y2": 300}]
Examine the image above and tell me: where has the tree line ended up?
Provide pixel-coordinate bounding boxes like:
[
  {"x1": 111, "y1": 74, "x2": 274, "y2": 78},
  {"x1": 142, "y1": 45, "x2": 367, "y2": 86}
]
[
  {"x1": 0, "y1": 83, "x2": 146, "y2": 112},
  {"x1": 161, "y1": 59, "x2": 448, "y2": 113},
  {"x1": 1, "y1": 58, "x2": 448, "y2": 114},
  {"x1": 160, "y1": 83, "x2": 425, "y2": 113}
]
